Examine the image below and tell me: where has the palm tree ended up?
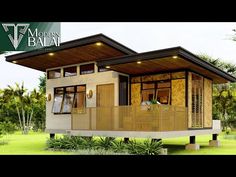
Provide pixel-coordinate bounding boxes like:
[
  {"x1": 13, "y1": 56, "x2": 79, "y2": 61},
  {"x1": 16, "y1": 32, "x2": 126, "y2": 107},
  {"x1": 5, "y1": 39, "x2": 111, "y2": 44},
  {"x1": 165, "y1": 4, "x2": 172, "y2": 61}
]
[{"x1": 4, "y1": 83, "x2": 27, "y2": 133}]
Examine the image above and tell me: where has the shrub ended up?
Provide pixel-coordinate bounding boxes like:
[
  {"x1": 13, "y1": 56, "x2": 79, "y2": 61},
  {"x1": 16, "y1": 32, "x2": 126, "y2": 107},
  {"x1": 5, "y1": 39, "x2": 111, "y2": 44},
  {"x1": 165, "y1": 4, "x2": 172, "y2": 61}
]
[
  {"x1": 0, "y1": 121, "x2": 17, "y2": 136},
  {"x1": 46, "y1": 135, "x2": 83, "y2": 150},
  {"x1": 97, "y1": 137, "x2": 115, "y2": 150},
  {"x1": 111, "y1": 140, "x2": 127, "y2": 153},
  {"x1": 46, "y1": 136, "x2": 163, "y2": 155},
  {"x1": 127, "y1": 139, "x2": 162, "y2": 155},
  {"x1": 226, "y1": 127, "x2": 232, "y2": 135},
  {"x1": 81, "y1": 137, "x2": 97, "y2": 150}
]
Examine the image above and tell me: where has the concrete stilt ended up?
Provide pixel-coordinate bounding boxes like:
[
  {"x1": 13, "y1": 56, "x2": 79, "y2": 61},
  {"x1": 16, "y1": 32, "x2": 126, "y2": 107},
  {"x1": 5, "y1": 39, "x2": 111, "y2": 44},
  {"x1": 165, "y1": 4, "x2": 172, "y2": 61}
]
[
  {"x1": 160, "y1": 148, "x2": 168, "y2": 155},
  {"x1": 185, "y1": 136, "x2": 200, "y2": 150},
  {"x1": 124, "y1": 137, "x2": 129, "y2": 143},
  {"x1": 209, "y1": 134, "x2": 220, "y2": 147},
  {"x1": 151, "y1": 138, "x2": 161, "y2": 142},
  {"x1": 50, "y1": 133, "x2": 55, "y2": 139}
]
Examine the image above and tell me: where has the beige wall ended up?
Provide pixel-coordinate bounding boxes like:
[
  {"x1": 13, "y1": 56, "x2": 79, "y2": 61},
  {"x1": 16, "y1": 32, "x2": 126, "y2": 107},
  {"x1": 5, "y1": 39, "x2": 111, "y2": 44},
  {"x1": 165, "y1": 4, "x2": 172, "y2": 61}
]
[
  {"x1": 46, "y1": 62, "x2": 128, "y2": 130},
  {"x1": 171, "y1": 79, "x2": 185, "y2": 107},
  {"x1": 204, "y1": 78, "x2": 212, "y2": 128}
]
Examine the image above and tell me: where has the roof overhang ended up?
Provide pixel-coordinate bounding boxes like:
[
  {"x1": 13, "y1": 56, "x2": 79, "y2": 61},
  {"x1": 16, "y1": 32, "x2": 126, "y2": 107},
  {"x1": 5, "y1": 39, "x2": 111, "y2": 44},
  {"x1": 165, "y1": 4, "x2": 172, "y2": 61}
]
[
  {"x1": 5, "y1": 34, "x2": 136, "y2": 71},
  {"x1": 97, "y1": 47, "x2": 236, "y2": 84}
]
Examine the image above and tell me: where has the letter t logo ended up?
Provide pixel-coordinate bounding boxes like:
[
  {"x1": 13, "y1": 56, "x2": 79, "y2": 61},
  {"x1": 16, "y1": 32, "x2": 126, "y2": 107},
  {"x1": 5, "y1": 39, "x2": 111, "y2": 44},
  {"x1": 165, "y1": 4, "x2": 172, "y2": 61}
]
[{"x1": 2, "y1": 23, "x2": 29, "y2": 49}]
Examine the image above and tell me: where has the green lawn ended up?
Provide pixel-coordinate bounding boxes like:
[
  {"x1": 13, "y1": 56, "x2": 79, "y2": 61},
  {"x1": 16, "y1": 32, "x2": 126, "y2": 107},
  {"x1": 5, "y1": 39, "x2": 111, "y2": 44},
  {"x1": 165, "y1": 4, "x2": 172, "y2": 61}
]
[
  {"x1": 163, "y1": 134, "x2": 236, "y2": 155},
  {"x1": 0, "y1": 131, "x2": 72, "y2": 155},
  {"x1": 1, "y1": 131, "x2": 236, "y2": 155}
]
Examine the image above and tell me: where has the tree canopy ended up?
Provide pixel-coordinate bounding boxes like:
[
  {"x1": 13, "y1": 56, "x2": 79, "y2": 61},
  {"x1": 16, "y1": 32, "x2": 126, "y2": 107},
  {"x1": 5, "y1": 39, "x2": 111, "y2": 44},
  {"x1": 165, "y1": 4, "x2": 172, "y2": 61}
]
[{"x1": 198, "y1": 54, "x2": 236, "y2": 130}]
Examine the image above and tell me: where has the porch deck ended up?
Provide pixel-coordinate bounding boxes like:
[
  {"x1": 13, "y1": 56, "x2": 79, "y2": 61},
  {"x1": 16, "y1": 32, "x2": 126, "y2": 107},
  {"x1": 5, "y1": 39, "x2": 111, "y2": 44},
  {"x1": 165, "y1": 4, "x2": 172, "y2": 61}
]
[
  {"x1": 46, "y1": 120, "x2": 221, "y2": 139},
  {"x1": 65, "y1": 128, "x2": 221, "y2": 139}
]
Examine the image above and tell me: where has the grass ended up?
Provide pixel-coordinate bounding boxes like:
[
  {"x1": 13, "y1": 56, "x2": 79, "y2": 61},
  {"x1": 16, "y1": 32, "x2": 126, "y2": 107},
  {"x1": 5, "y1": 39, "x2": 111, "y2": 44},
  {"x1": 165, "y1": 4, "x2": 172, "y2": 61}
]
[
  {"x1": 0, "y1": 131, "x2": 72, "y2": 155},
  {"x1": 1, "y1": 131, "x2": 236, "y2": 155},
  {"x1": 163, "y1": 133, "x2": 236, "y2": 155}
]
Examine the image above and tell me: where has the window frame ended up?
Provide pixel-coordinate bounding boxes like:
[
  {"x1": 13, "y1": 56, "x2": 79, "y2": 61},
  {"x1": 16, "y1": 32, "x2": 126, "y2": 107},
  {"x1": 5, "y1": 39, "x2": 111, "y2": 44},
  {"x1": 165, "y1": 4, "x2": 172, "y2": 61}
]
[
  {"x1": 63, "y1": 66, "x2": 77, "y2": 77},
  {"x1": 73, "y1": 85, "x2": 86, "y2": 114},
  {"x1": 52, "y1": 87, "x2": 64, "y2": 114},
  {"x1": 47, "y1": 69, "x2": 61, "y2": 79},
  {"x1": 80, "y1": 63, "x2": 95, "y2": 75},
  {"x1": 141, "y1": 80, "x2": 171, "y2": 104},
  {"x1": 98, "y1": 66, "x2": 110, "y2": 72},
  {"x1": 52, "y1": 85, "x2": 86, "y2": 114}
]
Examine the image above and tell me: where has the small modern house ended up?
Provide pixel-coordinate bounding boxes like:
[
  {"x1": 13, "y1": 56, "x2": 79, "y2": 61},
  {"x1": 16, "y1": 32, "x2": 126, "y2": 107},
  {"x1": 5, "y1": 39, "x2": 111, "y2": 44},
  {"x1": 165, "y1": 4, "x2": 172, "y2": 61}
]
[{"x1": 6, "y1": 34, "x2": 236, "y2": 150}]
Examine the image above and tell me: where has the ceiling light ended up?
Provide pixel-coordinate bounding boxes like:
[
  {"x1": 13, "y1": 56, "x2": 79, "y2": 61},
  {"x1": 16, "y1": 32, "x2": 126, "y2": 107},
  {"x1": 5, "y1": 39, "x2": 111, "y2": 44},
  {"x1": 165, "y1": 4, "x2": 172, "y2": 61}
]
[
  {"x1": 137, "y1": 61, "x2": 142, "y2": 64},
  {"x1": 96, "y1": 42, "x2": 102, "y2": 46},
  {"x1": 12, "y1": 60, "x2": 17, "y2": 63},
  {"x1": 172, "y1": 55, "x2": 178, "y2": 59},
  {"x1": 48, "y1": 53, "x2": 54, "y2": 56},
  {"x1": 105, "y1": 66, "x2": 110, "y2": 69}
]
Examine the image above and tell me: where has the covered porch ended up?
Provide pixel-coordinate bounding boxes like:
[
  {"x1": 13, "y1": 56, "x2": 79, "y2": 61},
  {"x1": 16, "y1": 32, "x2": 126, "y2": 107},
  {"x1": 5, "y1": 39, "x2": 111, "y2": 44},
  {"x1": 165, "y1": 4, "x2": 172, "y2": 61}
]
[{"x1": 71, "y1": 104, "x2": 188, "y2": 132}]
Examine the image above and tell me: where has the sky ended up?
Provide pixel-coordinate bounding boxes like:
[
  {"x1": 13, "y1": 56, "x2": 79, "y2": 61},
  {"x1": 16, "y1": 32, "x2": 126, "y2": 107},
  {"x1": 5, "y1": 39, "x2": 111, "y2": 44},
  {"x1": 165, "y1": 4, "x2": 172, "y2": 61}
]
[{"x1": 0, "y1": 22, "x2": 236, "y2": 91}]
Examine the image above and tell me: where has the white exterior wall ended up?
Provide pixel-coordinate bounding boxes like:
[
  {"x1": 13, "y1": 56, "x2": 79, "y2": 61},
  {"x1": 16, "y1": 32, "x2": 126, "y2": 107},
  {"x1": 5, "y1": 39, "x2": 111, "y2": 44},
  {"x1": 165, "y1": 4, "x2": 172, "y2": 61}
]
[{"x1": 46, "y1": 62, "x2": 128, "y2": 131}]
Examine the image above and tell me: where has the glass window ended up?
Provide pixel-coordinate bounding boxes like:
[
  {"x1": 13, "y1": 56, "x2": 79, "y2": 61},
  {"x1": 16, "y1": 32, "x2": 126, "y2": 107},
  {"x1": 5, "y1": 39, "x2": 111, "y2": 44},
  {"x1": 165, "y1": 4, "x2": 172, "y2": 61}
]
[
  {"x1": 156, "y1": 88, "x2": 170, "y2": 104},
  {"x1": 52, "y1": 88, "x2": 64, "y2": 113},
  {"x1": 77, "y1": 85, "x2": 86, "y2": 92},
  {"x1": 140, "y1": 80, "x2": 171, "y2": 104},
  {"x1": 73, "y1": 85, "x2": 86, "y2": 113},
  {"x1": 47, "y1": 69, "x2": 61, "y2": 79},
  {"x1": 62, "y1": 87, "x2": 75, "y2": 113},
  {"x1": 64, "y1": 66, "x2": 77, "y2": 77},
  {"x1": 52, "y1": 85, "x2": 86, "y2": 114},
  {"x1": 142, "y1": 89, "x2": 155, "y2": 102},
  {"x1": 80, "y1": 64, "x2": 94, "y2": 75},
  {"x1": 98, "y1": 66, "x2": 109, "y2": 72}
]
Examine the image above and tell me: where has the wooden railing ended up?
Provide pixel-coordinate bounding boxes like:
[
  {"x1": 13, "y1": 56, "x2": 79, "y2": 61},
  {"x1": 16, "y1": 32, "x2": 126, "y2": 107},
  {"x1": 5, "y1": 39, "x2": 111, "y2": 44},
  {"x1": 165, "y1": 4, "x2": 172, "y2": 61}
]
[{"x1": 71, "y1": 104, "x2": 188, "y2": 132}]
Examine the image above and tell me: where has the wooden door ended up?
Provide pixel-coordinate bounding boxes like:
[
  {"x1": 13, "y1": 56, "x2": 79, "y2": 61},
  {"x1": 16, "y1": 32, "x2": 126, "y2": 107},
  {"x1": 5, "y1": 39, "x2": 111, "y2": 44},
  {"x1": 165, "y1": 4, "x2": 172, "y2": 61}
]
[{"x1": 96, "y1": 84, "x2": 114, "y2": 130}]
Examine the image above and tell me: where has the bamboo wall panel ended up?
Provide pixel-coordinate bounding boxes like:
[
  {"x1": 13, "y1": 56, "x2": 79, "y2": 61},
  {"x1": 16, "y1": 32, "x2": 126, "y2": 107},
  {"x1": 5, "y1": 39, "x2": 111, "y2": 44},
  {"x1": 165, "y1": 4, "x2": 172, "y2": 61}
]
[
  {"x1": 204, "y1": 78, "x2": 212, "y2": 127},
  {"x1": 131, "y1": 77, "x2": 141, "y2": 83},
  {"x1": 131, "y1": 83, "x2": 141, "y2": 106},
  {"x1": 171, "y1": 79, "x2": 185, "y2": 107},
  {"x1": 131, "y1": 72, "x2": 185, "y2": 83},
  {"x1": 188, "y1": 72, "x2": 192, "y2": 128},
  {"x1": 151, "y1": 73, "x2": 170, "y2": 81},
  {"x1": 142, "y1": 75, "x2": 154, "y2": 82},
  {"x1": 171, "y1": 71, "x2": 185, "y2": 79}
]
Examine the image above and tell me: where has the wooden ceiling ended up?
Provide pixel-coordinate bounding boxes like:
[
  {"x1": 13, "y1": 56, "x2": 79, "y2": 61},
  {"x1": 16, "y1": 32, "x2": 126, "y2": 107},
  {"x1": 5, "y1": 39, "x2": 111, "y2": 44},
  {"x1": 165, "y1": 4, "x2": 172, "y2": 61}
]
[
  {"x1": 10, "y1": 43, "x2": 127, "y2": 71},
  {"x1": 108, "y1": 57, "x2": 229, "y2": 83}
]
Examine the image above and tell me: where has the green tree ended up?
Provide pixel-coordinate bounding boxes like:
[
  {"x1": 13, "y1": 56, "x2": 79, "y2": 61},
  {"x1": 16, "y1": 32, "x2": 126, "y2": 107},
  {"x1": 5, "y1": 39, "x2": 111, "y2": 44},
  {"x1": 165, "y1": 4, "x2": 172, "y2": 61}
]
[
  {"x1": 39, "y1": 73, "x2": 46, "y2": 93},
  {"x1": 213, "y1": 84, "x2": 235, "y2": 130},
  {"x1": 198, "y1": 54, "x2": 236, "y2": 77},
  {"x1": 31, "y1": 88, "x2": 46, "y2": 131},
  {"x1": 1, "y1": 83, "x2": 45, "y2": 134},
  {"x1": 198, "y1": 54, "x2": 236, "y2": 130}
]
